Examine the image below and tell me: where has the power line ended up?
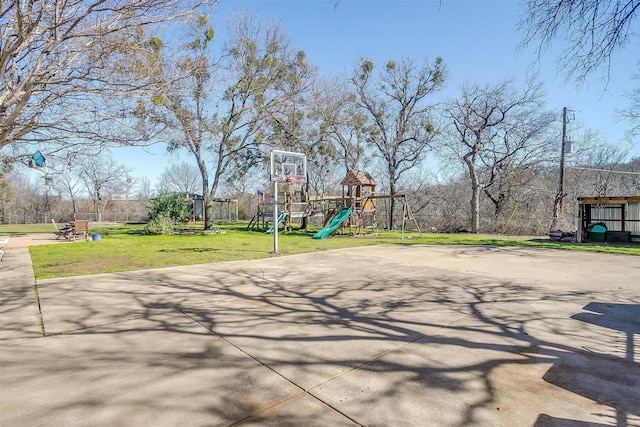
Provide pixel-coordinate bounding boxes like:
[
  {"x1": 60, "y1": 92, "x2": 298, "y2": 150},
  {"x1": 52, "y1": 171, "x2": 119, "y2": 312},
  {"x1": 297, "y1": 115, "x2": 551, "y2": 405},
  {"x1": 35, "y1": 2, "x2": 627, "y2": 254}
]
[{"x1": 568, "y1": 166, "x2": 640, "y2": 176}]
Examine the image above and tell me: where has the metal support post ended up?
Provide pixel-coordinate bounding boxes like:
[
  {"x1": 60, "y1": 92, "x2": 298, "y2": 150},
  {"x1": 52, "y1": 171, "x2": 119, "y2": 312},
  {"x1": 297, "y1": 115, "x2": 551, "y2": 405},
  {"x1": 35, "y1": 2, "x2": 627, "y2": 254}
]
[{"x1": 273, "y1": 180, "x2": 279, "y2": 253}]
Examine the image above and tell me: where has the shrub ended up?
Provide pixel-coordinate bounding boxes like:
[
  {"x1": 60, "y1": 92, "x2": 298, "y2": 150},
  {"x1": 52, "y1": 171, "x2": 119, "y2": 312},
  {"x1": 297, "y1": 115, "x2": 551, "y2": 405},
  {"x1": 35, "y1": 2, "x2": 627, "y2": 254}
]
[
  {"x1": 148, "y1": 195, "x2": 191, "y2": 223},
  {"x1": 144, "y1": 214, "x2": 175, "y2": 235}
]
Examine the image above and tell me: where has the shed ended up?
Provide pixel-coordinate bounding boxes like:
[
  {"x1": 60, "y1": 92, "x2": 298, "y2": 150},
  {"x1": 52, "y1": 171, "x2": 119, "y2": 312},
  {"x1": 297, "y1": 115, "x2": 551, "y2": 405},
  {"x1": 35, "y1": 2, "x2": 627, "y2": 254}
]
[
  {"x1": 577, "y1": 196, "x2": 640, "y2": 243},
  {"x1": 179, "y1": 193, "x2": 238, "y2": 222}
]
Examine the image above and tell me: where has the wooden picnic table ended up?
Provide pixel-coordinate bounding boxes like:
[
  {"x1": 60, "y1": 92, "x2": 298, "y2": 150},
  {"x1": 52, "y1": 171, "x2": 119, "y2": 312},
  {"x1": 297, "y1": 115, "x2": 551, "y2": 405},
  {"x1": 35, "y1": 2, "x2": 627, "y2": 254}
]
[{"x1": 57, "y1": 221, "x2": 90, "y2": 241}]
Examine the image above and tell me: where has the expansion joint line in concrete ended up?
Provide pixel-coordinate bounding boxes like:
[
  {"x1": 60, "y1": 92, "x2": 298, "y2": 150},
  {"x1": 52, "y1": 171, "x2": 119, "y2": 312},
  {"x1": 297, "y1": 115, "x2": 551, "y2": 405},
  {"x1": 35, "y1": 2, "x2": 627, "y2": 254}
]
[
  {"x1": 181, "y1": 310, "x2": 364, "y2": 427},
  {"x1": 308, "y1": 310, "x2": 479, "y2": 394},
  {"x1": 198, "y1": 260, "x2": 505, "y2": 425},
  {"x1": 32, "y1": 282, "x2": 47, "y2": 337},
  {"x1": 182, "y1": 304, "x2": 488, "y2": 426},
  {"x1": 299, "y1": 306, "x2": 499, "y2": 419}
]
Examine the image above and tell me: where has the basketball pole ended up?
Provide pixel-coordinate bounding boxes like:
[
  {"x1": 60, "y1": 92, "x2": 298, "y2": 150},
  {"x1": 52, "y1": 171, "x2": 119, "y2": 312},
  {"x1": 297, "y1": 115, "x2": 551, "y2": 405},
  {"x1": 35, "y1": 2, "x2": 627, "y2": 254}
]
[{"x1": 273, "y1": 179, "x2": 279, "y2": 253}]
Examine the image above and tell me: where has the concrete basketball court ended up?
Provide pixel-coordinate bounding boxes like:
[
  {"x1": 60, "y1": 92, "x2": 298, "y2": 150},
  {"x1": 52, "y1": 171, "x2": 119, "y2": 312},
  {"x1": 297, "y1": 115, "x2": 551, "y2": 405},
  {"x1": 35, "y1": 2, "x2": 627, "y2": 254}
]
[{"x1": 1, "y1": 243, "x2": 639, "y2": 426}]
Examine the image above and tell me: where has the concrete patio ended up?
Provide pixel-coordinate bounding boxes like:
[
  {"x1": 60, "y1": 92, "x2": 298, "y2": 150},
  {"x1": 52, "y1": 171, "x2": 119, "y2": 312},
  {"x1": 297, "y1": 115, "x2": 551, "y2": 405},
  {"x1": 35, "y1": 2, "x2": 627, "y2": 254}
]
[{"x1": 1, "y1": 240, "x2": 638, "y2": 426}]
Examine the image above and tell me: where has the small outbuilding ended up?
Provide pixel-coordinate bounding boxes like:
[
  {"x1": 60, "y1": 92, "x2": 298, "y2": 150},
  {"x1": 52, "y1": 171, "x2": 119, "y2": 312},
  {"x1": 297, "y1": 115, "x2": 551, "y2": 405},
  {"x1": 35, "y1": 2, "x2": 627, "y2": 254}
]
[
  {"x1": 577, "y1": 196, "x2": 640, "y2": 243},
  {"x1": 179, "y1": 193, "x2": 238, "y2": 222}
]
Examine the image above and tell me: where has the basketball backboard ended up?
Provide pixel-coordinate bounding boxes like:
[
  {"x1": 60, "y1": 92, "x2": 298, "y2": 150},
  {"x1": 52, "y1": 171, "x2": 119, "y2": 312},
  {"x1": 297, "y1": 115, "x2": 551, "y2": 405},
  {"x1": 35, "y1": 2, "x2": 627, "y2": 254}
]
[{"x1": 270, "y1": 150, "x2": 306, "y2": 182}]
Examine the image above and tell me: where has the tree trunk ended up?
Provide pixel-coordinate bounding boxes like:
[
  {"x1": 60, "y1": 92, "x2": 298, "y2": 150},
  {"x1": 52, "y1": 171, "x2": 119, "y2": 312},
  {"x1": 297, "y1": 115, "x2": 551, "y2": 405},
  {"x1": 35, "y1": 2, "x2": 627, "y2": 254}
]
[
  {"x1": 204, "y1": 195, "x2": 214, "y2": 230},
  {"x1": 72, "y1": 198, "x2": 78, "y2": 221},
  {"x1": 388, "y1": 178, "x2": 396, "y2": 229},
  {"x1": 204, "y1": 179, "x2": 220, "y2": 231},
  {"x1": 197, "y1": 158, "x2": 214, "y2": 230},
  {"x1": 388, "y1": 161, "x2": 397, "y2": 229},
  {"x1": 465, "y1": 157, "x2": 480, "y2": 233},
  {"x1": 95, "y1": 194, "x2": 102, "y2": 222},
  {"x1": 202, "y1": 177, "x2": 214, "y2": 230},
  {"x1": 485, "y1": 191, "x2": 505, "y2": 233},
  {"x1": 469, "y1": 184, "x2": 480, "y2": 233}
]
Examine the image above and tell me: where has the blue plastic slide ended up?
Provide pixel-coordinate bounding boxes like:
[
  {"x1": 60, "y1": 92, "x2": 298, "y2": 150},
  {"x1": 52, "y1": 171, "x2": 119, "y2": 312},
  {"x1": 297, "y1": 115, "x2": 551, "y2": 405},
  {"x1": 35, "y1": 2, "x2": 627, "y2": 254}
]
[
  {"x1": 266, "y1": 212, "x2": 288, "y2": 233},
  {"x1": 313, "y1": 206, "x2": 353, "y2": 239}
]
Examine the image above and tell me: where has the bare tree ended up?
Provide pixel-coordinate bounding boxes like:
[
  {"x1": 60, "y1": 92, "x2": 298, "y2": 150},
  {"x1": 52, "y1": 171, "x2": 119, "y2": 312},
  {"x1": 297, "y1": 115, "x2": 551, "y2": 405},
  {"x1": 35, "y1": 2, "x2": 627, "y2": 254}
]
[
  {"x1": 137, "y1": 176, "x2": 154, "y2": 200},
  {"x1": 156, "y1": 162, "x2": 201, "y2": 195},
  {"x1": 137, "y1": 13, "x2": 310, "y2": 230},
  {"x1": 0, "y1": 0, "x2": 212, "y2": 164},
  {"x1": 619, "y1": 70, "x2": 640, "y2": 138},
  {"x1": 309, "y1": 78, "x2": 371, "y2": 175},
  {"x1": 440, "y1": 80, "x2": 556, "y2": 233},
  {"x1": 520, "y1": 0, "x2": 640, "y2": 138},
  {"x1": 257, "y1": 43, "x2": 319, "y2": 229},
  {"x1": 0, "y1": 155, "x2": 13, "y2": 223},
  {"x1": 0, "y1": 168, "x2": 49, "y2": 223},
  {"x1": 350, "y1": 57, "x2": 446, "y2": 228},
  {"x1": 564, "y1": 130, "x2": 636, "y2": 199},
  {"x1": 519, "y1": 0, "x2": 639, "y2": 85},
  {"x1": 74, "y1": 151, "x2": 130, "y2": 222},
  {"x1": 52, "y1": 167, "x2": 83, "y2": 221}
]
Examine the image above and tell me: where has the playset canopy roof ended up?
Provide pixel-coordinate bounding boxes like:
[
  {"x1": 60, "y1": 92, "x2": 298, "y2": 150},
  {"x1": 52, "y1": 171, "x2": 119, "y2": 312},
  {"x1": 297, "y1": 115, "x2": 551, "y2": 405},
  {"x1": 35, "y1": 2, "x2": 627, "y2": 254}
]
[{"x1": 341, "y1": 170, "x2": 376, "y2": 186}]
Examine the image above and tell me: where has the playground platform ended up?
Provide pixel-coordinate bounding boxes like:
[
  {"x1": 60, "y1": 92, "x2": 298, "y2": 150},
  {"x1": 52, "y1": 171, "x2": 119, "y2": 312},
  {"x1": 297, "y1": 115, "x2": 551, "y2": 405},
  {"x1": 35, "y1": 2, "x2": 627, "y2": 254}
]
[{"x1": 0, "y1": 242, "x2": 638, "y2": 426}]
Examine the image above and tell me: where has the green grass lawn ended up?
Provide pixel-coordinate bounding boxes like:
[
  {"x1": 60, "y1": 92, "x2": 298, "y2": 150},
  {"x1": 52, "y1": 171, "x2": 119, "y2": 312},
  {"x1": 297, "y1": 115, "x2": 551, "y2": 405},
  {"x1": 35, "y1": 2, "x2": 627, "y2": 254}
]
[
  {"x1": 1, "y1": 221, "x2": 638, "y2": 279},
  {"x1": 0, "y1": 223, "x2": 61, "y2": 235}
]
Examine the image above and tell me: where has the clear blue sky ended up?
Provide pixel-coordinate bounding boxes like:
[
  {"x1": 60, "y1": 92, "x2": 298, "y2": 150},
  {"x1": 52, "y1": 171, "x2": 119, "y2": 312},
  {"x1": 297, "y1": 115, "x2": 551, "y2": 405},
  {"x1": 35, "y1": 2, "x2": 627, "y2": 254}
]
[{"x1": 113, "y1": 0, "x2": 639, "y2": 189}]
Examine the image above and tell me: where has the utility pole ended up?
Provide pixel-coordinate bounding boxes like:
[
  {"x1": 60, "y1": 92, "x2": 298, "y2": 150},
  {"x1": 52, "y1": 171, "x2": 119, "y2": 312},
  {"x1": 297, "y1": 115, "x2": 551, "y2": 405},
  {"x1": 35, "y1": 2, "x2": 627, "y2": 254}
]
[
  {"x1": 558, "y1": 107, "x2": 568, "y2": 215},
  {"x1": 552, "y1": 107, "x2": 573, "y2": 227}
]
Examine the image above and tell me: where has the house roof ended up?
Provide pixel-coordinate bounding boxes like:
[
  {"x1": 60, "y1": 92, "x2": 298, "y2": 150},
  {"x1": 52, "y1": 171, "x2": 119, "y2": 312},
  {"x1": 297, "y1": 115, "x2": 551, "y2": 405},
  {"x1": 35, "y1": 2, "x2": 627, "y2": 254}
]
[{"x1": 577, "y1": 196, "x2": 640, "y2": 204}]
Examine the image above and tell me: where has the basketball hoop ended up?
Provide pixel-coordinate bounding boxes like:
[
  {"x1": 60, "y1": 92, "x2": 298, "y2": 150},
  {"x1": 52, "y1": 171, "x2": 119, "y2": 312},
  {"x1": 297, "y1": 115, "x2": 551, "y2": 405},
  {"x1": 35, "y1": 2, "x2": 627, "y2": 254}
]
[{"x1": 286, "y1": 175, "x2": 305, "y2": 192}]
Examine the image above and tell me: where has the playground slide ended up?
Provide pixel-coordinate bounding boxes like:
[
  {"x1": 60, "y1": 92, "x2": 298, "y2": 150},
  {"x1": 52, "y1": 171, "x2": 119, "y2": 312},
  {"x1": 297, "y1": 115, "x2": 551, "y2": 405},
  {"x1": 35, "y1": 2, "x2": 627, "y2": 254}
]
[
  {"x1": 266, "y1": 212, "x2": 288, "y2": 233},
  {"x1": 313, "y1": 206, "x2": 353, "y2": 239}
]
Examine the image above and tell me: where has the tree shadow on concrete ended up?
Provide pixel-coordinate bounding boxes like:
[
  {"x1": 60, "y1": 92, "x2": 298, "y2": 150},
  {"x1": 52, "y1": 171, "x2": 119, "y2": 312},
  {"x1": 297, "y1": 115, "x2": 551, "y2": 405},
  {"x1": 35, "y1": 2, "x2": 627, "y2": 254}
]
[
  {"x1": 2, "y1": 248, "x2": 639, "y2": 426},
  {"x1": 535, "y1": 303, "x2": 639, "y2": 427}
]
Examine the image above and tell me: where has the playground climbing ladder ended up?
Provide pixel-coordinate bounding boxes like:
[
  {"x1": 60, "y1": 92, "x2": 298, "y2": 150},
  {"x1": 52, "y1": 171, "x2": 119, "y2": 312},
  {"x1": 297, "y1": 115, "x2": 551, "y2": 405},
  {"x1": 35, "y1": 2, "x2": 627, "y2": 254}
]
[{"x1": 266, "y1": 212, "x2": 289, "y2": 233}]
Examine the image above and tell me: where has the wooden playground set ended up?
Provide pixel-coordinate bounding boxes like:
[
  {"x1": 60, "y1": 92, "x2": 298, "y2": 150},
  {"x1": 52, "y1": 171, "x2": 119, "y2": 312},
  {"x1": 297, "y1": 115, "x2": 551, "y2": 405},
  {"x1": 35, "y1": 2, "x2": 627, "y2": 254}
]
[{"x1": 248, "y1": 168, "x2": 422, "y2": 239}]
